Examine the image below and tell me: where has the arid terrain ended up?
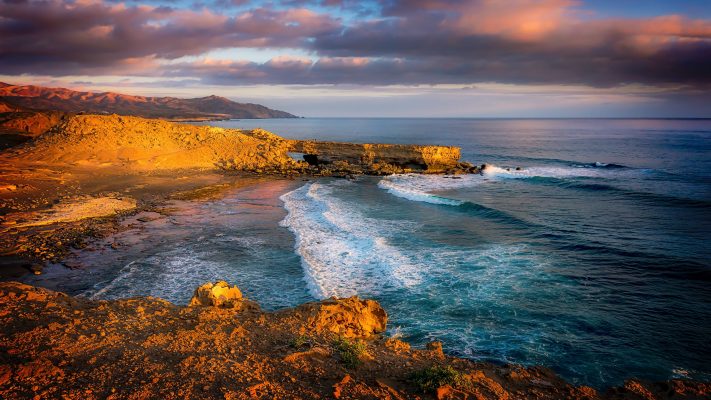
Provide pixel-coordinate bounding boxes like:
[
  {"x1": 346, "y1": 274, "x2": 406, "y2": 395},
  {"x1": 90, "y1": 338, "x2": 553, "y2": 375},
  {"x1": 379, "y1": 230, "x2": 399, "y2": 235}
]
[{"x1": 1, "y1": 281, "x2": 709, "y2": 400}]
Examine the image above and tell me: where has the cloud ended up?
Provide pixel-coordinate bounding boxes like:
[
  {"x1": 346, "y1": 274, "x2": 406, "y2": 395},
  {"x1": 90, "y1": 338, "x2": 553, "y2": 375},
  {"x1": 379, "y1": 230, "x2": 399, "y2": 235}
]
[
  {"x1": 1, "y1": 0, "x2": 710, "y2": 89},
  {"x1": 308, "y1": 0, "x2": 711, "y2": 87},
  {"x1": 0, "y1": 0, "x2": 339, "y2": 74}
]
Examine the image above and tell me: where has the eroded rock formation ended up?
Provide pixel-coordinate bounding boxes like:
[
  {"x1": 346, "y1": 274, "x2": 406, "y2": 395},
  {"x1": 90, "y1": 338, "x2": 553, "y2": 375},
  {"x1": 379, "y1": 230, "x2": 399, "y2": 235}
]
[
  {"x1": 189, "y1": 281, "x2": 246, "y2": 308},
  {"x1": 2, "y1": 114, "x2": 466, "y2": 175},
  {"x1": 0, "y1": 281, "x2": 708, "y2": 399},
  {"x1": 289, "y1": 140, "x2": 462, "y2": 172}
]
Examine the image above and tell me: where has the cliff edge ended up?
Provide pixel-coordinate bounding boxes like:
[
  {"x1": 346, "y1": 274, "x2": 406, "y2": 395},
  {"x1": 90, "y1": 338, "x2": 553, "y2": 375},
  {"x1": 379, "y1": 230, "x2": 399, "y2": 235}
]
[
  {"x1": 2, "y1": 114, "x2": 465, "y2": 174},
  {"x1": 0, "y1": 281, "x2": 707, "y2": 400}
]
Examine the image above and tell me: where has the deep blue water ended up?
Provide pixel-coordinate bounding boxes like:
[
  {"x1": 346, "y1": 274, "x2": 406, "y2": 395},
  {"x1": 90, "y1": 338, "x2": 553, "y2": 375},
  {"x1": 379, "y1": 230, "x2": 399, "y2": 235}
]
[
  {"x1": 212, "y1": 118, "x2": 711, "y2": 387},
  {"x1": 27, "y1": 119, "x2": 711, "y2": 388}
]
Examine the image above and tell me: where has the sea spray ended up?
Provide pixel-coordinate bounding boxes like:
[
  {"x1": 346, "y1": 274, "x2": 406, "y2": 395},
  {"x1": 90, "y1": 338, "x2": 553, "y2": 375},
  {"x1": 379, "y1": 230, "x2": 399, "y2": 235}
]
[
  {"x1": 378, "y1": 164, "x2": 642, "y2": 206},
  {"x1": 279, "y1": 181, "x2": 422, "y2": 299}
]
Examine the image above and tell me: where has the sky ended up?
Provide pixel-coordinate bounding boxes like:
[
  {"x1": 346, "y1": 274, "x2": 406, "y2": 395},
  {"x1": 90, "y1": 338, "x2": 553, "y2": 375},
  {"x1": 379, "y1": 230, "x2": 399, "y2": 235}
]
[{"x1": 1, "y1": 0, "x2": 710, "y2": 117}]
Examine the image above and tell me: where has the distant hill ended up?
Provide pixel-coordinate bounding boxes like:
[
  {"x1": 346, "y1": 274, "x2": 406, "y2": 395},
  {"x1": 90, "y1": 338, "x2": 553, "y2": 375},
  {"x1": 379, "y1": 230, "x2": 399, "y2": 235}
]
[{"x1": 0, "y1": 83, "x2": 297, "y2": 120}]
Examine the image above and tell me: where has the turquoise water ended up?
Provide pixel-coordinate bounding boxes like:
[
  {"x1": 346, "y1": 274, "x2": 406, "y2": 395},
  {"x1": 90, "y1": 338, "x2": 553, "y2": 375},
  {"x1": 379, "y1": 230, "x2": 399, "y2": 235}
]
[{"x1": 27, "y1": 119, "x2": 711, "y2": 388}]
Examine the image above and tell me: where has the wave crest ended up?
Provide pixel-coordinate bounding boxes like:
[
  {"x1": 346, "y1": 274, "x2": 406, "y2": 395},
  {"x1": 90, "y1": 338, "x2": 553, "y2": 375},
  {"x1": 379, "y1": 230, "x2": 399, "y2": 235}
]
[{"x1": 280, "y1": 182, "x2": 422, "y2": 299}]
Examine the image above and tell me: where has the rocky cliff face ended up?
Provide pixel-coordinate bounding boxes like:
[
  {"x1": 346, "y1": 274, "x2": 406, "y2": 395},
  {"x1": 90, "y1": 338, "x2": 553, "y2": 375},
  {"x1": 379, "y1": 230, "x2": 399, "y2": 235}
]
[
  {"x1": 7, "y1": 114, "x2": 299, "y2": 171},
  {"x1": 0, "y1": 281, "x2": 707, "y2": 400},
  {"x1": 289, "y1": 140, "x2": 461, "y2": 172}
]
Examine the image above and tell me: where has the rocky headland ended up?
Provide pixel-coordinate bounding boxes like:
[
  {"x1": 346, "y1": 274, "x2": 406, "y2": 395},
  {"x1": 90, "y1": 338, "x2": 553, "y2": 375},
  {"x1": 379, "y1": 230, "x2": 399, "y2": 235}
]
[
  {"x1": 1, "y1": 114, "x2": 470, "y2": 176},
  {"x1": 0, "y1": 281, "x2": 708, "y2": 399}
]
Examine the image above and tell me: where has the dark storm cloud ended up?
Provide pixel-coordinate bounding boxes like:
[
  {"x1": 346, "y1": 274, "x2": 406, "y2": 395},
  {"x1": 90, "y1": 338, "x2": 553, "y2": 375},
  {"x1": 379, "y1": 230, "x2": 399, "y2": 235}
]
[
  {"x1": 1, "y1": 0, "x2": 710, "y2": 89},
  {"x1": 0, "y1": 0, "x2": 340, "y2": 74}
]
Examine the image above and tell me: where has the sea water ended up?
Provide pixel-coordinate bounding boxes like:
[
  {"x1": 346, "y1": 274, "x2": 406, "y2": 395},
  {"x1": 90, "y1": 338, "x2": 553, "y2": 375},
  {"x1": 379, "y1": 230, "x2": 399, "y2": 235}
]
[{"x1": 25, "y1": 118, "x2": 711, "y2": 388}]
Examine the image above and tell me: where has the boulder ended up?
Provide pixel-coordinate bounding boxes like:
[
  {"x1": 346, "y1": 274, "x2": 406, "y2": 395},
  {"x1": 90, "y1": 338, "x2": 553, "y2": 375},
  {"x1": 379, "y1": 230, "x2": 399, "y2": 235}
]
[
  {"x1": 427, "y1": 341, "x2": 444, "y2": 357},
  {"x1": 292, "y1": 296, "x2": 387, "y2": 338},
  {"x1": 189, "y1": 281, "x2": 243, "y2": 308}
]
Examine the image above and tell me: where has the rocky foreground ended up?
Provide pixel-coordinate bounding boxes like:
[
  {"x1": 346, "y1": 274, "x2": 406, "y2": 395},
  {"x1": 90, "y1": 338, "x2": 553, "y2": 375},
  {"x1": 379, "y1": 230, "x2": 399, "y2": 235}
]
[{"x1": 0, "y1": 281, "x2": 708, "y2": 399}]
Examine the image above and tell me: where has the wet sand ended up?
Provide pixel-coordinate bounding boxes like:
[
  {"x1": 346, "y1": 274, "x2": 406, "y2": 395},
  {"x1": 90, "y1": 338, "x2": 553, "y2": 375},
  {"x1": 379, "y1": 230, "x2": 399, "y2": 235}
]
[
  {"x1": 20, "y1": 178, "x2": 309, "y2": 307},
  {"x1": 0, "y1": 162, "x2": 299, "y2": 281}
]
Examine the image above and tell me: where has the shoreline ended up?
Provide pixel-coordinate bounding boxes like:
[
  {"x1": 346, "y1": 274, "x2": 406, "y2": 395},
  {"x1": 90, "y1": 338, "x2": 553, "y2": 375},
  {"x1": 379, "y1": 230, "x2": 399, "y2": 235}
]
[
  {"x1": 15, "y1": 176, "x2": 307, "y2": 304},
  {"x1": 0, "y1": 114, "x2": 473, "y2": 279},
  {"x1": 0, "y1": 167, "x2": 301, "y2": 280}
]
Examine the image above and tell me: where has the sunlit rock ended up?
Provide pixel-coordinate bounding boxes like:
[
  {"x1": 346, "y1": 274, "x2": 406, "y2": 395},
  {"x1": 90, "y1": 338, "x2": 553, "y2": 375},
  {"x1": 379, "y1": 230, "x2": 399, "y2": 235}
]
[
  {"x1": 189, "y1": 281, "x2": 243, "y2": 308},
  {"x1": 284, "y1": 296, "x2": 388, "y2": 338}
]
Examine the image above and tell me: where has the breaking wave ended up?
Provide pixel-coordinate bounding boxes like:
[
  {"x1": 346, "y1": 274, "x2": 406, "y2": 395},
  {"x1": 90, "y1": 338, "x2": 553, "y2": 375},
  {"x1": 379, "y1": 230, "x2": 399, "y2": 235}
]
[
  {"x1": 378, "y1": 162, "x2": 641, "y2": 206},
  {"x1": 280, "y1": 182, "x2": 423, "y2": 299}
]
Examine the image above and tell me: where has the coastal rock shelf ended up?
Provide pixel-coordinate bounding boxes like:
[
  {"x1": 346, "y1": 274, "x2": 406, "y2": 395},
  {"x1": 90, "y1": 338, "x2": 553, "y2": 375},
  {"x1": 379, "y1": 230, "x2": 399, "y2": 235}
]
[
  {"x1": 1, "y1": 114, "x2": 466, "y2": 175},
  {"x1": 288, "y1": 140, "x2": 461, "y2": 172},
  {"x1": 0, "y1": 281, "x2": 708, "y2": 399}
]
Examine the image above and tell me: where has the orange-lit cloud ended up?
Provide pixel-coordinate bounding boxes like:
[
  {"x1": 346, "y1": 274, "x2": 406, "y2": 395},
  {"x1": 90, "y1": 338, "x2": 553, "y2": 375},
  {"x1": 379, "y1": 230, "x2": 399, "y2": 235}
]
[{"x1": 0, "y1": 0, "x2": 709, "y2": 91}]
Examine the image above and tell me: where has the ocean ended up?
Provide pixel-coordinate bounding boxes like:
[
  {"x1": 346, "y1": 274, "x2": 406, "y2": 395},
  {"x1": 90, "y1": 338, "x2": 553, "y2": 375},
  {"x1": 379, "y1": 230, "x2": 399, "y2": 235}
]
[{"x1": 25, "y1": 118, "x2": 711, "y2": 388}]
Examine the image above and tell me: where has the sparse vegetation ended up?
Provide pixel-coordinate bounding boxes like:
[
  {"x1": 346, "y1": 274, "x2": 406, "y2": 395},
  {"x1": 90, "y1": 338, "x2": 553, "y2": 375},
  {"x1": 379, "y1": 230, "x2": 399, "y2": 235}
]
[
  {"x1": 291, "y1": 334, "x2": 310, "y2": 348},
  {"x1": 333, "y1": 336, "x2": 367, "y2": 368},
  {"x1": 410, "y1": 365, "x2": 468, "y2": 393}
]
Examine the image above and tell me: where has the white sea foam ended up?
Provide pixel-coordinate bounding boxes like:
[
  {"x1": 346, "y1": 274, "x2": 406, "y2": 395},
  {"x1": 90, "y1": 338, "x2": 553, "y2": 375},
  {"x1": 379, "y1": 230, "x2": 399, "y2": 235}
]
[
  {"x1": 84, "y1": 248, "x2": 231, "y2": 303},
  {"x1": 87, "y1": 260, "x2": 139, "y2": 299},
  {"x1": 482, "y1": 164, "x2": 605, "y2": 179},
  {"x1": 377, "y1": 174, "x2": 485, "y2": 206},
  {"x1": 378, "y1": 163, "x2": 633, "y2": 206},
  {"x1": 280, "y1": 182, "x2": 422, "y2": 299},
  {"x1": 378, "y1": 178, "x2": 465, "y2": 205}
]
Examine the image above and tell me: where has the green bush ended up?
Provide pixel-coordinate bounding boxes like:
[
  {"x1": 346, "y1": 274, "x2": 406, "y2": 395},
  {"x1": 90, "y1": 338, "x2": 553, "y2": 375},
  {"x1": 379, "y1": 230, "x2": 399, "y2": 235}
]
[
  {"x1": 409, "y1": 365, "x2": 464, "y2": 393},
  {"x1": 333, "y1": 337, "x2": 367, "y2": 368},
  {"x1": 291, "y1": 334, "x2": 309, "y2": 348}
]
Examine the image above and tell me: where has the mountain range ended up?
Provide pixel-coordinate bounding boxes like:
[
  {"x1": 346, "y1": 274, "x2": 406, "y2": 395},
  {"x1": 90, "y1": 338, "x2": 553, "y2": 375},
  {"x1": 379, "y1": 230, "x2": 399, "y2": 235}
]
[{"x1": 0, "y1": 82, "x2": 296, "y2": 120}]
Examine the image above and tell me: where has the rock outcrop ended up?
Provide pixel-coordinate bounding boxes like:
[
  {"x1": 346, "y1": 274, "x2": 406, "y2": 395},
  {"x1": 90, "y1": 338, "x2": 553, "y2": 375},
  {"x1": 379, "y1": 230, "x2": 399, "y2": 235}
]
[
  {"x1": 3, "y1": 114, "x2": 467, "y2": 175},
  {"x1": 0, "y1": 110, "x2": 68, "y2": 136},
  {"x1": 281, "y1": 296, "x2": 388, "y2": 338},
  {"x1": 289, "y1": 140, "x2": 461, "y2": 172},
  {"x1": 3, "y1": 196, "x2": 137, "y2": 229},
  {"x1": 188, "y1": 281, "x2": 245, "y2": 308},
  {"x1": 0, "y1": 281, "x2": 708, "y2": 400}
]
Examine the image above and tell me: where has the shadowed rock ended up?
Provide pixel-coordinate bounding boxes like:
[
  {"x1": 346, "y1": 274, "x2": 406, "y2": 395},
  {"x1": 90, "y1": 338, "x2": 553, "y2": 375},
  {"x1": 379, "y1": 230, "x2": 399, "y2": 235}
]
[{"x1": 0, "y1": 110, "x2": 68, "y2": 136}]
